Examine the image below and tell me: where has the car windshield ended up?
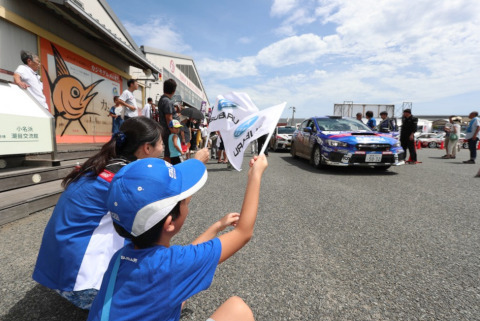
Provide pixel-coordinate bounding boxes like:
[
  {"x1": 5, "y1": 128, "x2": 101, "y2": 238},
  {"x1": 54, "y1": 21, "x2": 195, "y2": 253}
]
[
  {"x1": 315, "y1": 118, "x2": 371, "y2": 132},
  {"x1": 278, "y1": 127, "x2": 296, "y2": 134}
]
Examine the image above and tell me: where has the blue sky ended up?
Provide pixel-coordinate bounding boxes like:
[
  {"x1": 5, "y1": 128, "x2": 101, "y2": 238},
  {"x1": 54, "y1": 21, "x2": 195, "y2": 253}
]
[{"x1": 109, "y1": 0, "x2": 480, "y2": 118}]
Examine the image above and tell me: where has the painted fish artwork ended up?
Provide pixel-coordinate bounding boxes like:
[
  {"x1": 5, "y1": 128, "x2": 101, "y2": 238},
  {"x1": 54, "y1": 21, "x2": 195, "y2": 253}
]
[{"x1": 44, "y1": 45, "x2": 103, "y2": 136}]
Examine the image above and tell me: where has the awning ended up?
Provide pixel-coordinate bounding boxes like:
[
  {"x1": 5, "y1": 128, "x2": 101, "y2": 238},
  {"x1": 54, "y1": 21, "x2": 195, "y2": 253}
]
[{"x1": 43, "y1": 0, "x2": 160, "y2": 80}]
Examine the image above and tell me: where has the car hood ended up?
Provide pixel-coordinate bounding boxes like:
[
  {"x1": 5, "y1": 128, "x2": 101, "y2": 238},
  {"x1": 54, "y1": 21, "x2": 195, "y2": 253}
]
[{"x1": 322, "y1": 131, "x2": 397, "y2": 144}]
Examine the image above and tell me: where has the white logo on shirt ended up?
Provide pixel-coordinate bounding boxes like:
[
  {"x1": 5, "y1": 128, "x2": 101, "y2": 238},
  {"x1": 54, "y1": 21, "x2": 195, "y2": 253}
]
[{"x1": 121, "y1": 255, "x2": 138, "y2": 263}]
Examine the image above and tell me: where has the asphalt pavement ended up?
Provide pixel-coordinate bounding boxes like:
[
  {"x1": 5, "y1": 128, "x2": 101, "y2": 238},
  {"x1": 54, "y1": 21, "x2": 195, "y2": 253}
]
[{"x1": 1, "y1": 147, "x2": 479, "y2": 321}]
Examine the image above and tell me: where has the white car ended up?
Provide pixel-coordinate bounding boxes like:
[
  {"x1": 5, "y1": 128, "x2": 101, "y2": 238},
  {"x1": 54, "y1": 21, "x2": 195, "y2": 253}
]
[{"x1": 270, "y1": 126, "x2": 296, "y2": 151}]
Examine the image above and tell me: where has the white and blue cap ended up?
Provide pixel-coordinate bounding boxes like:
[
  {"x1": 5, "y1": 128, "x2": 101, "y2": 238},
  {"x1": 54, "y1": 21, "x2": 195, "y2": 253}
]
[{"x1": 107, "y1": 158, "x2": 207, "y2": 237}]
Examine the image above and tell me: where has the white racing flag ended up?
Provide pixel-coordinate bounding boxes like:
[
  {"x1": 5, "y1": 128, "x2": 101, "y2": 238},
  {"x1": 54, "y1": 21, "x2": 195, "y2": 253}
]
[{"x1": 209, "y1": 92, "x2": 285, "y2": 171}]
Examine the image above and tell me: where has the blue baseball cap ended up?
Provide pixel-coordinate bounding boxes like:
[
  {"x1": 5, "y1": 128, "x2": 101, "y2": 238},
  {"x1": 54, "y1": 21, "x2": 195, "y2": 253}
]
[{"x1": 107, "y1": 158, "x2": 207, "y2": 237}]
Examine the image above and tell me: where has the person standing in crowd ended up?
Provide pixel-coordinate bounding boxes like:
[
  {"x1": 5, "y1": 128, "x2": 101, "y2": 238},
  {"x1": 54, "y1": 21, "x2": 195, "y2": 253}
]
[
  {"x1": 158, "y1": 79, "x2": 178, "y2": 162},
  {"x1": 190, "y1": 119, "x2": 200, "y2": 152},
  {"x1": 210, "y1": 132, "x2": 218, "y2": 159},
  {"x1": 441, "y1": 116, "x2": 454, "y2": 159},
  {"x1": 365, "y1": 111, "x2": 376, "y2": 130},
  {"x1": 377, "y1": 111, "x2": 396, "y2": 133},
  {"x1": 444, "y1": 116, "x2": 461, "y2": 159},
  {"x1": 250, "y1": 140, "x2": 258, "y2": 155},
  {"x1": 356, "y1": 112, "x2": 363, "y2": 123},
  {"x1": 257, "y1": 134, "x2": 269, "y2": 156},
  {"x1": 463, "y1": 111, "x2": 480, "y2": 164},
  {"x1": 168, "y1": 119, "x2": 184, "y2": 165},
  {"x1": 400, "y1": 109, "x2": 418, "y2": 164},
  {"x1": 217, "y1": 131, "x2": 228, "y2": 163},
  {"x1": 142, "y1": 97, "x2": 154, "y2": 119},
  {"x1": 179, "y1": 115, "x2": 191, "y2": 159},
  {"x1": 201, "y1": 124, "x2": 208, "y2": 148},
  {"x1": 173, "y1": 102, "x2": 183, "y2": 119},
  {"x1": 118, "y1": 79, "x2": 139, "y2": 120},
  {"x1": 108, "y1": 96, "x2": 123, "y2": 135},
  {"x1": 14, "y1": 50, "x2": 48, "y2": 110}
]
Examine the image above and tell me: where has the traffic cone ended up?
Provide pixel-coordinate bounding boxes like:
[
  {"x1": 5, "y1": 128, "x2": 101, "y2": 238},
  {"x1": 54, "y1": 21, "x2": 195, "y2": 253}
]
[
  {"x1": 416, "y1": 140, "x2": 422, "y2": 150},
  {"x1": 477, "y1": 141, "x2": 480, "y2": 150},
  {"x1": 440, "y1": 141, "x2": 444, "y2": 149}
]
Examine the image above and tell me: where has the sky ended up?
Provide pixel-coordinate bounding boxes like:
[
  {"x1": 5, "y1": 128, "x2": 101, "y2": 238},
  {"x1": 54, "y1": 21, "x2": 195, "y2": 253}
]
[{"x1": 109, "y1": 0, "x2": 480, "y2": 119}]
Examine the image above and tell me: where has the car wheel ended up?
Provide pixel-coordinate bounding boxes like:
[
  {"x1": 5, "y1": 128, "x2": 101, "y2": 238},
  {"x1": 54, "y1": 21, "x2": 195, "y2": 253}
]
[
  {"x1": 463, "y1": 142, "x2": 468, "y2": 149},
  {"x1": 428, "y1": 142, "x2": 436, "y2": 148},
  {"x1": 291, "y1": 142, "x2": 298, "y2": 158},
  {"x1": 312, "y1": 145, "x2": 324, "y2": 169},
  {"x1": 373, "y1": 165, "x2": 391, "y2": 170},
  {"x1": 273, "y1": 142, "x2": 278, "y2": 152}
]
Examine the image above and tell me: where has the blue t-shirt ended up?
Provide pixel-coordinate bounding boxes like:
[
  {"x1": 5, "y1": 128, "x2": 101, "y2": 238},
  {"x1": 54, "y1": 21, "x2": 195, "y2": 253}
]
[
  {"x1": 88, "y1": 238, "x2": 222, "y2": 321},
  {"x1": 366, "y1": 118, "x2": 377, "y2": 130},
  {"x1": 33, "y1": 170, "x2": 125, "y2": 292},
  {"x1": 169, "y1": 133, "x2": 182, "y2": 157}
]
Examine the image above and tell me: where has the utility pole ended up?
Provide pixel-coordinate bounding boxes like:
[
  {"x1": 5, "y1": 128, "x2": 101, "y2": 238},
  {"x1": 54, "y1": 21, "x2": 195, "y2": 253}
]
[{"x1": 289, "y1": 106, "x2": 296, "y2": 126}]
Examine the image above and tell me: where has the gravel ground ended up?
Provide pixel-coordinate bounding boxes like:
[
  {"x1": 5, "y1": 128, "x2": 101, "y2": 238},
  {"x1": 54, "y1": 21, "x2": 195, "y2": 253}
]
[{"x1": 1, "y1": 148, "x2": 479, "y2": 321}]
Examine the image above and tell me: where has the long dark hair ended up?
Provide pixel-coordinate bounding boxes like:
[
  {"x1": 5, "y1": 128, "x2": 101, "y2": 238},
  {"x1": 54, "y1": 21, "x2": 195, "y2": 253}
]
[{"x1": 62, "y1": 117, "x2": 163, "y2": 188}]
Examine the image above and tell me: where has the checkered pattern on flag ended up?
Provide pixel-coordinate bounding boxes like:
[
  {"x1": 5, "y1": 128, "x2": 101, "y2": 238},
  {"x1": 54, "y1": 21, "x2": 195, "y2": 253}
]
[{"x1": 220, "y1": 102, "x2": 286, "y2": 171}]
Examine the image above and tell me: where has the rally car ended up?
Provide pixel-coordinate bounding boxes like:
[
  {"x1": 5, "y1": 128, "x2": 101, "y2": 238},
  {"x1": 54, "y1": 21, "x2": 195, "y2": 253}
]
[
  {"x1": 269, "y1": 126, "x2": 296, "y2": 151},
  {"x1": 291, "y1": 116, "x2": 405, "y2": 170}
]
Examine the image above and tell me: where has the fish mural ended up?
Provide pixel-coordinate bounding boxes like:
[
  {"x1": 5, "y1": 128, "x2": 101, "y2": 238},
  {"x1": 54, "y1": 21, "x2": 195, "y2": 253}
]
[{"x1": 44, "y1": 45, "x2": 103, "y2": 136}]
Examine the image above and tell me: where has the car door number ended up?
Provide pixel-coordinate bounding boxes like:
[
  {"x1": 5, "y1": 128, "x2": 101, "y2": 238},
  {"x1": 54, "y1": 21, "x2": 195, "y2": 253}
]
[{"x1": 365, "y1": 154, "x2": 382, "y2": 162}]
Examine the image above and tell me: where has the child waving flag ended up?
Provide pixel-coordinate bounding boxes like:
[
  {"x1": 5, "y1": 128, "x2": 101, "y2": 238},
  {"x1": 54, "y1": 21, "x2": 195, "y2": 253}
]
[{"x1": 208, "y1": 92, "x2": 285, "y2": 171}]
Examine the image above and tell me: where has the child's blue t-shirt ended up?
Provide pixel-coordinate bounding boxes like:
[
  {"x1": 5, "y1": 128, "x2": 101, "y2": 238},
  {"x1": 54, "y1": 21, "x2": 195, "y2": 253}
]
[
  {"x1": 366, "y1": 118, "x2": 377, "y2": 130},
  {"x1": 168, "y1": 133, "x2": 182, "y2": 157},
  {"x1": 87, "y1": 238, "x2": 222, "y2": 321}
]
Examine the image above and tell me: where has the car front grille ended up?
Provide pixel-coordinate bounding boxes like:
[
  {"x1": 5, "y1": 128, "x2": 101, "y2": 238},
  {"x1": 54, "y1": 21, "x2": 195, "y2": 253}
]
[{"x1": 356, "y1": 144, "x2": 391, "y2": 151}]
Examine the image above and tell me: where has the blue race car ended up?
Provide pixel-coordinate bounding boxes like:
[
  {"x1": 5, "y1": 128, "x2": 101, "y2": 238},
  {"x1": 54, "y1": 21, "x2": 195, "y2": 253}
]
[{"x1": 291, "y1": 116, "x2": 405, "y2": 170}]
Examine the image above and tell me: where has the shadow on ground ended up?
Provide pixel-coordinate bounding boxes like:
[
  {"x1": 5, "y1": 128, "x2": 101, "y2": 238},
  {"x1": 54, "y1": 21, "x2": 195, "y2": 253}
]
[
  {"x1": 280, "y1": 155, "x2": 399, "y2": 176},
  {"x1": 3, "y1": 285, "x2": 88, "y2": 321}
]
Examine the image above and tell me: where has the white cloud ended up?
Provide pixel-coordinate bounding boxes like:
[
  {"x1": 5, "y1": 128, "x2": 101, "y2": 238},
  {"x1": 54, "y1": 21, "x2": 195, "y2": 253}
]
[
  {"x1": 271, "y1": 0, "x2": 298, "y2": 16},
  {"x1": 123, "y1": 19, "x2": 190, "y2": 53},
  {"x1": 197, "y1": 56, "x2": 258, "y2": 79}
]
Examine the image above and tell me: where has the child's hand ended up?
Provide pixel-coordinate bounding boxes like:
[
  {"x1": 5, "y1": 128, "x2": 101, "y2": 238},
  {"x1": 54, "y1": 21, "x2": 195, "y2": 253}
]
[
  {"x1": 218, "y1": 212, "x2": 240, "y2": 231},
  {"x1": 248, "y1": 154, "x2": 268, "y2": 176},
  {"x1": 194, "y1": 148, "x2": 210, "y2": 164}
]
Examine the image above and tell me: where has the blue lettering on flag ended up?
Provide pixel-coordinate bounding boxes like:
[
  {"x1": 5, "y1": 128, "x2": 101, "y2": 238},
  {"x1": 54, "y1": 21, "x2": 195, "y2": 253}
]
[
  {"x1": 234, "y1": 116, "x2": 258, "y2": 138},
  {"x1": 218, "y1": 99, "x2": 238, "y2": 111}
]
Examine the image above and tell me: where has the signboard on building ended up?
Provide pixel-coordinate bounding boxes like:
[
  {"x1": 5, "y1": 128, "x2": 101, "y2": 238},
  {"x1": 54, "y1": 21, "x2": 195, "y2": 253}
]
[
  {"x1": 0, "y1": 82, "x2": 54, "y2": 155},
  {"x1": 40, "y1": 38, "x2": 122, "y2": 142}
]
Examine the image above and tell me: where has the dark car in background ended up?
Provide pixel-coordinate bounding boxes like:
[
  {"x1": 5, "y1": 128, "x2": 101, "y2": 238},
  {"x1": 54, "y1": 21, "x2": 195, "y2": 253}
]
[{"x1": 291, "y1": 116, "x2": 405, "y2": 170}]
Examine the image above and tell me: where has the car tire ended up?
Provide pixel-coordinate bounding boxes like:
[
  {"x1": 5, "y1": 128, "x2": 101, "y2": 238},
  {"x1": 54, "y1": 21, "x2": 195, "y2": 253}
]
[
  {"x1": 373, "y1": 165, "x2": 391, "y2": 170},
  {"x1": 291, "y1": 142, "x2": 298, "y2": 158},
  {"x1": 312, "y1": 145, "x2": 324, "y2": 169},
  {"x1": 273, "y1": 142, "x2": 278, "y2": 152},
  {"x1": 428, "y1": 142, "x2": 436, "y2": 148}
]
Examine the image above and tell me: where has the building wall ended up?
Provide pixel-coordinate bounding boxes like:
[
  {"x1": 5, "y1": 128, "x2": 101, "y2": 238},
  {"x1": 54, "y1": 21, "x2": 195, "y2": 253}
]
[
  {"x1": 0, "y1": 0, "x2": 139, "y2": 143},
  {"x1": 142, "y1": 52, "x2": 208, "y2": 109}
]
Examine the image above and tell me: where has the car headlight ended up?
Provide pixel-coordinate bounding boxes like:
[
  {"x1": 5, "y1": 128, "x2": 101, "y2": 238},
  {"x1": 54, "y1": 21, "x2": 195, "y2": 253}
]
[
  {"x1": 393, "y1": 141, "x2": 401, "y2": 147},
  {"x1": 326, "y1": 139, "x2": 348, "y2": 147}
]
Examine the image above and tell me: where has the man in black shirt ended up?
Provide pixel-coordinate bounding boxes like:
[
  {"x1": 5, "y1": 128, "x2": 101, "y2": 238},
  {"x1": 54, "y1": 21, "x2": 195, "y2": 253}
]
[
  {"x1": 157, "y1": 79, "x2": 177, "y2": 162},
  {"x1": 400, "y1": 109, "x2": 418, "y2": 163}
]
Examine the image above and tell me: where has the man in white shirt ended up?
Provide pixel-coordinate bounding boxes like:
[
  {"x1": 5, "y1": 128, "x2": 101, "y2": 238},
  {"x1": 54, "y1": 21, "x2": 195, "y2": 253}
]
[
  {"x1": 13, "y1": 50, "x2": 49, "y2": 110},
  {"x1": 118, "y1": 79, "x2": 139, "y2": 119},
  {"x1": 142, "y1": 97, "x2": 154, "y2": 119}
]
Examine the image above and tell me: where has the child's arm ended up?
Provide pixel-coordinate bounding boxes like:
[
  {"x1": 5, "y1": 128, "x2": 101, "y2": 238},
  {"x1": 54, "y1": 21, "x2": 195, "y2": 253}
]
[
  {"x1": 173, "y1": 134, "x2": 182, "y2": 153},
  {"x1": 217, "y1": 155, "x2": 268, "y2": 263},
  {"x1": 191, "y1": 213, "x2": 240, "y2": 245}
]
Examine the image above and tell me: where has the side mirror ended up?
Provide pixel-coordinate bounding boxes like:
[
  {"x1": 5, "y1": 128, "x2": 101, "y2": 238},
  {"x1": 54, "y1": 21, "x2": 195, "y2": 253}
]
[{"x1": 303, "y1": 127, "x2": 312, "y2": 133}]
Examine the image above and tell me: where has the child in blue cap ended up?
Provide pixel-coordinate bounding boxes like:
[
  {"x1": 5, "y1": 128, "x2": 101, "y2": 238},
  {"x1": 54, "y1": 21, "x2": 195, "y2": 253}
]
[{"x1": 87, "y1": 155, "x2": 268, "y2": 321}]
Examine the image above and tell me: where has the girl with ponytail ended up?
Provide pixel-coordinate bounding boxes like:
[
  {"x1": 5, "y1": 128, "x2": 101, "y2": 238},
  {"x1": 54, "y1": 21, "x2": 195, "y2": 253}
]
[{"x1": 32, "y1": 117, "x2": 164, "y2": 310}]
